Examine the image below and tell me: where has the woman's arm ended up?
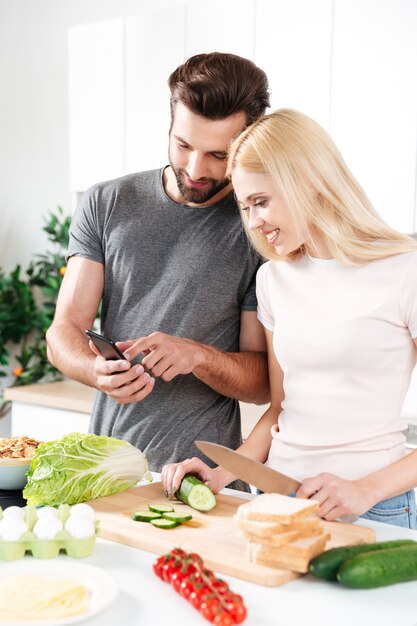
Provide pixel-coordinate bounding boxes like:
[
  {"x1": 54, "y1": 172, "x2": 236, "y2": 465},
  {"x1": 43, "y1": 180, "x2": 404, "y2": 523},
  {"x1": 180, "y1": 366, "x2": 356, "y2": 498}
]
[
  {"x1": 297, "y1": 449, "x2": 417, "y2": 521},
  {"x1": 232, "y1": 328, "x2": 283, "y2": 462},
  {"x1": 297, "y1": 339, "x2": 417, "y2": 520}
]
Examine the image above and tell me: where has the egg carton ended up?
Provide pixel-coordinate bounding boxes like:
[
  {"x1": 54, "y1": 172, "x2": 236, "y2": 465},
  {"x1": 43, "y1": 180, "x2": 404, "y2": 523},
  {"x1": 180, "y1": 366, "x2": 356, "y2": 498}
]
[{"x1": 0, "y1": 504, "x2": 98, "y2": 561}]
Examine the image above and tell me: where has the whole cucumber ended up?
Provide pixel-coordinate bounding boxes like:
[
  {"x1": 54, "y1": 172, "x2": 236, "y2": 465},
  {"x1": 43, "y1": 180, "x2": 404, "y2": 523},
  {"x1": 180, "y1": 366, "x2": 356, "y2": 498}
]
[
  {"x1": 309, "y1": 539, "x2": 416, "y2": 581},
  {"x1": 337, "y1": 544, "x2": 417, "y2": 588}
]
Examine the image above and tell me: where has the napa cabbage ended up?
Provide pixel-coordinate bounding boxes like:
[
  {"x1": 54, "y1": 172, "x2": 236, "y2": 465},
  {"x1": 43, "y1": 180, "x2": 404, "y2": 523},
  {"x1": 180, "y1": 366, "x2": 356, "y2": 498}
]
[{"x1": 23, "y1": 432, "x2": 152, "y2": 506}]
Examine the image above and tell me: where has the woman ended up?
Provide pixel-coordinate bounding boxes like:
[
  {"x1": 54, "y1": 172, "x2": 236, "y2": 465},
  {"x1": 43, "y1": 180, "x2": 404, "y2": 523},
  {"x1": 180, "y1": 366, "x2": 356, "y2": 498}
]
[{"x1": 162, "y1": 109, "x2": 417, "y2": 528}]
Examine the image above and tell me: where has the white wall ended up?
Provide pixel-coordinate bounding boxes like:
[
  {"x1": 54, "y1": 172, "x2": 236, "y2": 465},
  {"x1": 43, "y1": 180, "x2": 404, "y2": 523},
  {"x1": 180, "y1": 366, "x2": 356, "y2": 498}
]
[
  {"x1": 1, "y1": 0, "x2": 417, "y2": 273},
  {"x1": 0, "y1": 0, "x2": 181, "y2": 273}
]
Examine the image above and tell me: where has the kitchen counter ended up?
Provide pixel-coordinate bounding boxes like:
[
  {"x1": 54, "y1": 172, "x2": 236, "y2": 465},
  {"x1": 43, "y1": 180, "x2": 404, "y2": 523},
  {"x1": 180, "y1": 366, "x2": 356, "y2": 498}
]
[
  {"x1": 1, "y1": 479, "x2": 415, "y2": 626},
  {"x1": 3, "y1": 379, "x2": 94, "y2": 413},
  {"x1": 87, "y1": 527, "x2": 417, "y2": 626},
  {"x1": 3, "y1": 380, "x2": 93, "y2": 440},
  {"x1": 3, "y1": 380, "x2": 265, "y2": 440}
]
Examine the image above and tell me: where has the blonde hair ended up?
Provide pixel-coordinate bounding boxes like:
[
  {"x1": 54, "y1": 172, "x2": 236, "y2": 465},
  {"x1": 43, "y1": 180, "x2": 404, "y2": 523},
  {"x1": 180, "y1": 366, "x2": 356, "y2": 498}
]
[{"x1": 227, "y1": 108, "x2": 417, "y2": 264}]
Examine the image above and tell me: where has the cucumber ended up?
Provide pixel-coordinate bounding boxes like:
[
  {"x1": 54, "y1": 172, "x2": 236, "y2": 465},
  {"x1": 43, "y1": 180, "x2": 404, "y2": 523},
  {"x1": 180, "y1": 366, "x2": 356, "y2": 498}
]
[
  {"x1": 162, "y1": 511, "x2": 193, "y2": 523},
  {"x1": 150, "y1": 518, "x2": 180, "y2": 529},
  {"x1": 148, "y1": 503, "x2": 175, "y2": 514},
  {"x1": 337, "y1": 544, "x2": 417, "y2": 588},
  {"x1": 175, "y1": 475, "x2": 216, "y2": 512},
  {"x1": 131, "y1": 511, "x2": 162, "y2": 522},
  {"x1": 309, "y1": 539, "x2": 416, "y2": 581}
]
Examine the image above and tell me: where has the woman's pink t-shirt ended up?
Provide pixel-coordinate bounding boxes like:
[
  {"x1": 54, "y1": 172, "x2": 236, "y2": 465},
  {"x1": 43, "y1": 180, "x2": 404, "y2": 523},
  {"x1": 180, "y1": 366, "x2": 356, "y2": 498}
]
[{"x1": 256, "y1": 252, "x2": 417, "y2": 481}]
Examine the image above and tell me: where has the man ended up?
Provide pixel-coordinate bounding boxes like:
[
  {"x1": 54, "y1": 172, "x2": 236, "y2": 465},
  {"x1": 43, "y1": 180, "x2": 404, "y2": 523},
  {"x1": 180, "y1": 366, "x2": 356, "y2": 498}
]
[{"x1": 46, "y1": 52, "x2": 270, "y2": 486}]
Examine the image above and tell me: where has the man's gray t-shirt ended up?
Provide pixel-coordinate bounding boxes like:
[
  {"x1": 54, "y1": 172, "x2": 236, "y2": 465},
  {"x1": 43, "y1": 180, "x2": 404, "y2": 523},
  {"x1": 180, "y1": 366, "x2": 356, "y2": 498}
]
[{"x1": 68, "y1": 168, "x2": 262, "y2": 475}]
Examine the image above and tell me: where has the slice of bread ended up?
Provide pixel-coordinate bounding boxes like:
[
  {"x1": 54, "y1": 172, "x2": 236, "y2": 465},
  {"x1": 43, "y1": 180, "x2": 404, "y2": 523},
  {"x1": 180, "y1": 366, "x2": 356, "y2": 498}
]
[
  {"x1": 278, "y1": 532, "x2": 330, "y2": 559},
  {"x1": 241, "y1": 524, "x2": 325, "y2": 547},
  {"x1": 236, "y1": 493, "x2": 319, "y2": 524},
  {"x1": 241, "y1": 528, "x2": 303, "y2": 546},
  {"x1": 246, "y1": 534, "x2": 330, "y2": 574},
  {"x1": 236, "y1": 514, "x2": 321, "y2": 538},
  {"x1": 246, "y1": 543, "x2": 310, "y2": 573}
]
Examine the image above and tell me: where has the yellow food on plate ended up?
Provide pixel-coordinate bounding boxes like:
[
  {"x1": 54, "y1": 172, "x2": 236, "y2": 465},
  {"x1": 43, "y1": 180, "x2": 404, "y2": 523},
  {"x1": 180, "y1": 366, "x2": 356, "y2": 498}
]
[{"x1": 0, "y1": 574, "x2": 89, "y2": 620}]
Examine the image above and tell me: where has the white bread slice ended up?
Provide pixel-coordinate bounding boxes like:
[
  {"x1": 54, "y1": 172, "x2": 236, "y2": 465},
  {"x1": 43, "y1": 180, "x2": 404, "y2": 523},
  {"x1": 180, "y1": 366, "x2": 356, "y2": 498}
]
[
  {"x1": 247, "y1": 532, "x2": 330, "y2": 573},
  {"x1": 247, "y1": 546, "x2": 310, "y2": 573},
  {"x1": 236, "y1": 514, "x2": 321, "y2": 538},
  {"x1": 241, "y1": 528, "x2": 302, "y2": 546},
  {"x1": 278, "y1": 532, "x2": 330, "y2": 559},
  {"x1": 236, "y1": 493, "x2": 319, "y2": 524},
  {"x1": 241, "y1": 524, "x2": 325, "y2": 547},
  {"x1": 246, "y1": 534, "x2": 329, "y2": 574}
]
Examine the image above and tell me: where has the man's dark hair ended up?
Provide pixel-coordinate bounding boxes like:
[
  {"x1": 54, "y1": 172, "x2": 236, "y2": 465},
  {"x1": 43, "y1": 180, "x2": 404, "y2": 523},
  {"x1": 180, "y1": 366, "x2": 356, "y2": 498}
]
[{"x1": 168, "y1": 52, "x2": 270, "y2": 125}]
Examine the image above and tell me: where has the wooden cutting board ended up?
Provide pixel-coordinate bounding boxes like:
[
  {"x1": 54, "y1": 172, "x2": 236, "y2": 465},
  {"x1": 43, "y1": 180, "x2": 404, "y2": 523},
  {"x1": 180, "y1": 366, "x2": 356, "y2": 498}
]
[{"x1": 88, "y1": 482, "x2": 375, "y2": 587}]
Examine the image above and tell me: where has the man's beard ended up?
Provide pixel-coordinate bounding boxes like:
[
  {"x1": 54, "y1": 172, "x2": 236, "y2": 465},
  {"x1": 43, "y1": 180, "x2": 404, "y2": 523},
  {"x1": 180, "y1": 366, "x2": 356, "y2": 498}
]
[{"x1": 170, "y1": 164, "x2": 230, "y2": 204}]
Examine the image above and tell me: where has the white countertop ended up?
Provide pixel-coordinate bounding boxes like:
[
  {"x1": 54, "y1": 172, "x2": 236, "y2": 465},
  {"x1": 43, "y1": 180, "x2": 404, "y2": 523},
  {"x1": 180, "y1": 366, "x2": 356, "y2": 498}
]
[{"x1": 1, "y1": 480, "x2": 416, "y2": 626}]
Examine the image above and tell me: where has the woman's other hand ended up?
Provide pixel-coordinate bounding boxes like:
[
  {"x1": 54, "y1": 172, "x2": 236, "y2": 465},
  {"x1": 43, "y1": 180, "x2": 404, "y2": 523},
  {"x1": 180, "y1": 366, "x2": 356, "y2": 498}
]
[{"x1": 296, "y1": 472, "x2": 376, "y2": 520}]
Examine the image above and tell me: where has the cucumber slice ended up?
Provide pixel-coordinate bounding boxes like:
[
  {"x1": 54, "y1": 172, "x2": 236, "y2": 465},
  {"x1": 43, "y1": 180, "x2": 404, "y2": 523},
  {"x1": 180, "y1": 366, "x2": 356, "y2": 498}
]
[
  {"x1": 131, "y1": 511, "x2": 162, "y2": 522},
  {"x1": 150, "y1": 518, "x2": 180, "y2": 529},
  {"x1": 175, "y1": 475, "x2": 216, "y2": 512},
  {"x1": 148, "y1": 503, "x2": 175, "y2": 514},
  {"x1": 162, "y1": 511, "x2": 193, "y2": 523}
]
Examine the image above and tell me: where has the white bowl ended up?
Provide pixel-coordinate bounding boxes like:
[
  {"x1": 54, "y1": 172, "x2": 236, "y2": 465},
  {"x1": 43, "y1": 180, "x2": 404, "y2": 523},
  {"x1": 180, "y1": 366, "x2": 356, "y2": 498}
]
[{"x1": 0, "y1": 458, "x2": 32, "y2": 490}]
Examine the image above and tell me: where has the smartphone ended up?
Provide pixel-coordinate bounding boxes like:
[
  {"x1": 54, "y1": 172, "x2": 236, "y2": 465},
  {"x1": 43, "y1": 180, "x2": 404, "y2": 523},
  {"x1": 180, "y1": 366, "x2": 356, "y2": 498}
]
[{"x1": 85, "y1": 329, "x2": 126, "y2": 360}]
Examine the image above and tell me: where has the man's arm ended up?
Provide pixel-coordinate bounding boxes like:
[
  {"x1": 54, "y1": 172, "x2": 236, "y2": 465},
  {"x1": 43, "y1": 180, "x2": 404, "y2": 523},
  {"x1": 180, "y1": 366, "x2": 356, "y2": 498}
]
[
  {"x1": 46, "y1": 257, "x2": 104, "y2": 386},
  {"x1": 118, "y1": 310, "x2": 270, "y2": 404},
  {"x1": 46, "y1": 257, "x2": 154, "y2": 402},
  {"x1": 193, "y1": 309, "x2": 269, "y2": 403}
]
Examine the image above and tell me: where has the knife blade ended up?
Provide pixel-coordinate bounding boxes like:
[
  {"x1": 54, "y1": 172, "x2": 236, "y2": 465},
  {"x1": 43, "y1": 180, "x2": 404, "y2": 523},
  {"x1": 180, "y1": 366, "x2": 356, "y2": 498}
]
[{"x1": 195, "y1": 440, "x2": 301, "y2": 495}]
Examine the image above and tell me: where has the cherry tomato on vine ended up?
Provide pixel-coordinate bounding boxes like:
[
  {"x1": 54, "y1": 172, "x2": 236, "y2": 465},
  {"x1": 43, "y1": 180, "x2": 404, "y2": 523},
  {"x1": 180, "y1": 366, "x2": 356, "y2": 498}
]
[
  {"x1": 189, "y1": 589, "x2": 204, "y2": 610},
  {"x1": 211, "y1": 578, "x2": 229, "y2": 594},
  {"x1": 200, "y1": 597, "x2": 221, "y2": 622},
  {"x1": 213, "y1": 612, "x2": 234, "y2": 626},
  {"x1": 227, "y1": 602, "x2": 247, "y2": 624},
  {"x1": 170, "y1": 570, "x2": 185, "y2": 593},
  {"x1": 152, "y1": 555, "x2": 165, "y2": 579},
  {"x1": 153, "y1": 549, "x2": 247, "y2": 624},
  {"x1": 188, "y1": 552, "x2": 204, "y2": 564},
  {"x1": 179, "y1": 578, "x2": 194, "y2": 600},
  {"x1": 171, "y1": 548, "x2": 187, "y2": 557},
  {"x1": 162, "y1": 559, "x2": 180, "y2": 582}
]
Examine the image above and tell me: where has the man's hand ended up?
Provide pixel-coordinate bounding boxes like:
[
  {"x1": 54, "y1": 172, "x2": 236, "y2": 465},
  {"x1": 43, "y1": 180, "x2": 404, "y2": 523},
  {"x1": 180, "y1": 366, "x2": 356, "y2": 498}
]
[
  {"x1": 89, "y1": 340, "x2": 155, "y2": 404},
  {"x1": 118, "y1": 332, "x2": 205, "y2": 382},
  {"x1": 296, "y1": 472, "x2": 376, "y2": 520}
]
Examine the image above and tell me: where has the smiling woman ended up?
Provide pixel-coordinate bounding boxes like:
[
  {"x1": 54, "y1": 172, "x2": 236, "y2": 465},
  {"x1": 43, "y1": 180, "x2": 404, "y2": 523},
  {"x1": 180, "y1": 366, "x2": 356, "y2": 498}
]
[
  {"x1": 227, "y1": 108, "x2": 417, "y2": 265},
  {"x1": 163, "y1": 108, "x2": 417, "y2": 528},
  {"x1": 231, "y1": 167, "x2": 306, "y2": 258}
]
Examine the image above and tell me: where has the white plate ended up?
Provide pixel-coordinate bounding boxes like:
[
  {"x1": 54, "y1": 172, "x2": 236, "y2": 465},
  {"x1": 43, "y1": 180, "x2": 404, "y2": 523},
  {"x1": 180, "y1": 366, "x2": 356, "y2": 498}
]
[{"x1": 0, "y1": 559, "x2": 119, "y2": 625}]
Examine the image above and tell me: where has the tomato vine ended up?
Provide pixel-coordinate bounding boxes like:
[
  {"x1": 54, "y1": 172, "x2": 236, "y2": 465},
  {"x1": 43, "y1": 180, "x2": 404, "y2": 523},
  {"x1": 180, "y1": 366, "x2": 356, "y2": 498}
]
[{"x1": 153, "y1": 548, "x2": 247, "y2": 624}]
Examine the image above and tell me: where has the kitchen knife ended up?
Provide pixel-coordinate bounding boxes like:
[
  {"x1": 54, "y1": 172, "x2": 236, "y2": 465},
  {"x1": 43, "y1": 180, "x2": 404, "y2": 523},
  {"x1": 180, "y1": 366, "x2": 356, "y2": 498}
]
[{"x1": 195, "y1": 440, "x2": 301, "y2": 495}]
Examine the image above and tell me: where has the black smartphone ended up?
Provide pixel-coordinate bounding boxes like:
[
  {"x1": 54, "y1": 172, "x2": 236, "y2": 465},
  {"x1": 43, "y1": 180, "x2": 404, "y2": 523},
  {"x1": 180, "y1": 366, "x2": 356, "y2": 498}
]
[{"x1": 85, "y1": 329, "x2": 126, "y2": 360}]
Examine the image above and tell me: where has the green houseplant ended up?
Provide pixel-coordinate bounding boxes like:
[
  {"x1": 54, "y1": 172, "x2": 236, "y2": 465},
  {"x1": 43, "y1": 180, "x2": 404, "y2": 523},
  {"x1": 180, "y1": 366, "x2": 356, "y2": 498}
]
[{"x1": 0, "y1": 207, "x2": 71, "y2": 412}]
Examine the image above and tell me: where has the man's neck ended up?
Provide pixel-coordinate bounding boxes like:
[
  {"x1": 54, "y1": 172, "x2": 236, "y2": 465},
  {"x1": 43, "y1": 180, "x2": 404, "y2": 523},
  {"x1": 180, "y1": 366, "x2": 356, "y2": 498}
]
[{"x1": 163, "y1": 166, "x2": 233, "y2": 207}]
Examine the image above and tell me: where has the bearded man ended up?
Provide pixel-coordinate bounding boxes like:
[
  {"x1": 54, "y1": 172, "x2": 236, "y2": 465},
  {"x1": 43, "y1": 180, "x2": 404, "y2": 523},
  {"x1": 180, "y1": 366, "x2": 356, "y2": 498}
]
[{"x1": 46, "y1": 53, "x2": 270, "y2": 489}]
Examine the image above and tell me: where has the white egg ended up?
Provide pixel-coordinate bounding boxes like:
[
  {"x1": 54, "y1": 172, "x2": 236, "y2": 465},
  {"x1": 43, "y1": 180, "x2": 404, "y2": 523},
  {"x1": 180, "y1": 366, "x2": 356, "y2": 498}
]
[
  {"x1": 2, "y1": 506, "x2": 24, "y2": 519},
  {"x1": 33, "y1": 516, "x2": 63, "y2": 540},
  {"x1": 69, "y1": 503, "x2": 96, "y2": 521},
  {"x1": 0, "y1": 516, "x2": 28, "y2": 541},
  {"x1": 35, "y1": 506, "x2": 58, "y2": 519},
  {"x1": 64, "y1": 514, "x2": 95, "y2": 539}
]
